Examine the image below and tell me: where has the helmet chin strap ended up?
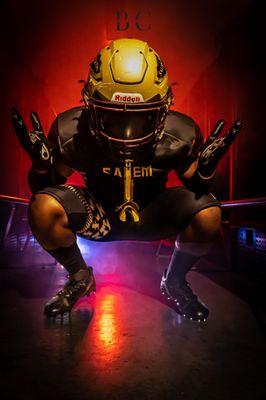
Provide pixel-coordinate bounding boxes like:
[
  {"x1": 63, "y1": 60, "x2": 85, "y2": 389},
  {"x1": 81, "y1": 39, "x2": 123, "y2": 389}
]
[{"x1": 116, "y1": 159, "x2": 140, "y2": 223}]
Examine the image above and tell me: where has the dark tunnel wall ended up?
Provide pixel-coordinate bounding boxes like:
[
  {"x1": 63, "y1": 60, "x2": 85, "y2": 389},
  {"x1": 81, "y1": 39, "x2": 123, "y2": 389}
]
[
  {"x1": 182, "y1": 0, "x2": 266, "y2": 200},
  {"x1": 0, "y1": 0, "x2": 265, "y2": 200}
]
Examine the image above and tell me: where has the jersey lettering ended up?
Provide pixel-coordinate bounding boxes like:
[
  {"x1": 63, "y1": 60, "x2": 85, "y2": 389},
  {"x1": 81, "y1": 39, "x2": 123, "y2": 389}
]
[{"x1": 102, "y1": 165, "x2": 153, "y2": 178}]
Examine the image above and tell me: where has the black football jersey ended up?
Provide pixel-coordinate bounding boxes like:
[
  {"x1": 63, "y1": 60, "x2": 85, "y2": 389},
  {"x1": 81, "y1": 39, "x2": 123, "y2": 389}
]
[{"x1": 48, "y1": 107, "x2": 203, "y2": 211}]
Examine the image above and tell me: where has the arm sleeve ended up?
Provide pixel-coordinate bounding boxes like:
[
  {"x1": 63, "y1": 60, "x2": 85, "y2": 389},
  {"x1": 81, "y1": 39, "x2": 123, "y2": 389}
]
[
  {"x1": 47, "y1": 117, "x2": 66, "y2": 163},
  {"x1": 177, "y1": 124, "x2": 215, "y2": 194},
  {"x1": 180, "y1": 169, "x2": 216, "y2": 195}
]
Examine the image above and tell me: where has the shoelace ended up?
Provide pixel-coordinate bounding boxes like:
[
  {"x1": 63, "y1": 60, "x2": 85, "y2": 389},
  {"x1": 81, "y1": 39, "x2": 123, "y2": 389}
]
[
  {"x1": 58, "y1": 278, "x2": 89, "y2": 297},
  {"x1": 167, "y1": 280, "x2": 197, "y2": 302}
]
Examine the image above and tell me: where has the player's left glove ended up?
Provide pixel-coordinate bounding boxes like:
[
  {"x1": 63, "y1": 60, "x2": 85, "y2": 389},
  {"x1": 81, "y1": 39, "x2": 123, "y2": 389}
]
[{"x1": 198, "y1": 119, "x2": 242, "y2": 179}]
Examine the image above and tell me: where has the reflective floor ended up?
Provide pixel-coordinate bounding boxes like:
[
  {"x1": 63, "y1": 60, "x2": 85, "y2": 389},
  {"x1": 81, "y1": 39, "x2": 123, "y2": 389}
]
[{"x1": 1, "y1": 238, "x2": 266, "y2": 400}]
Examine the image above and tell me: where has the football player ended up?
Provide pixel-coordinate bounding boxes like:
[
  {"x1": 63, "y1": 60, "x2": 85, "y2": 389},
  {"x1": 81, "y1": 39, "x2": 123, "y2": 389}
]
[{"x1": 11, "y1": 38, "x2": 241, "y2": 321}]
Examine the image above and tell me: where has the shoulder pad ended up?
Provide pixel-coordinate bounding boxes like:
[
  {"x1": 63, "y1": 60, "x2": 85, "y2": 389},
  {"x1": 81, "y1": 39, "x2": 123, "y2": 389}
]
[
  {"x1": 57, "y1": 106, "x2": 84, "y2": 146},
  {"x1": 164, "y1": 110, "x2": 198, "y2": 146}
]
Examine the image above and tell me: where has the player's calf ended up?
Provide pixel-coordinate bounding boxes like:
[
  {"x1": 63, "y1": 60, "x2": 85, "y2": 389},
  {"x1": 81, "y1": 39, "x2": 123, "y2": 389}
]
[
  {"x1": 161, "y1": 206, "x2": 221, "y2": 322},
  {"x1": 28, "y1": 193, "x2": 96, "y2": 318}
]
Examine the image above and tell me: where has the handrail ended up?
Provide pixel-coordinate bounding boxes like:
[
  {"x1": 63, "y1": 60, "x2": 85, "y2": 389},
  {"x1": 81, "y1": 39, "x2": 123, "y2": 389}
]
[
  {"x1": 221, "y1": 197, "x2": 266, "y2": 208},
  {"x1": 0, "y1": 194, "x2": 266, "y2": 208},
  {"x1": 0, "y1": 194, "x2": 29, "y2": 205}
]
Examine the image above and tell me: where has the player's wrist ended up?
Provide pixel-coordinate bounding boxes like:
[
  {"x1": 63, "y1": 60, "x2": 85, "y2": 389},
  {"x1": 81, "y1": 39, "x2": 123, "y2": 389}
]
[
  {"x1": 28, "y1": 163, "x2": 67, "y2": 194},
  {"x1": 197, "y1": 151, "x2": 218, "y2": 180},
  {"x1": 31, "y1": 159, "x2": 51, "y2": 174},
  {"x1": 183, "y1": 167, "x2": 216, "y2": 194},
  {"x1": 197, "y1": 165, "x2": 216, "y2": 180}
]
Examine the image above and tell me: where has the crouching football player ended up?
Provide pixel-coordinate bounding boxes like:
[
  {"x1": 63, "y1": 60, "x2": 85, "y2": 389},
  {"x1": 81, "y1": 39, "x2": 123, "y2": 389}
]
[{"x1": 11, "y1": 38, "x2": 241, "y2": 321}]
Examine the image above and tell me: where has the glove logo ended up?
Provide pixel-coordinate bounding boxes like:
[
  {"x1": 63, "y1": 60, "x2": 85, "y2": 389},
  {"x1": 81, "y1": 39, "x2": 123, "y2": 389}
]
[{"x1": 41, "y1": 144, "x2": 50, "y2": 161}]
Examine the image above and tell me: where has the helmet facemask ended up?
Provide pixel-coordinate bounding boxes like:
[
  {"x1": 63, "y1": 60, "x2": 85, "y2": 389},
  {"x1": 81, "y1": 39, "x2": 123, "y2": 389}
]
[{"x1": 82, "y1": 86, "x2": 173, "y2": 162}]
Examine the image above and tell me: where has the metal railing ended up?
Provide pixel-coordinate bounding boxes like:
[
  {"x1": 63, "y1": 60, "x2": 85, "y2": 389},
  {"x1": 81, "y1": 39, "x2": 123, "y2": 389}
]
[
  {"x1": 1, "y1": 194, "x2": 266, "y2": 208},
  {"x1": 1, "y1": 194, "x2": 265, "y2": 252},
  {"x1": 0, "y1": 194, "x2": 29, "y2": 205},
  {"x1": 221, "y1": 197, "x2": 266, "y2": 208},
  {"x1": 0, "y1": 195, "x2": 29, "y2": 249}
]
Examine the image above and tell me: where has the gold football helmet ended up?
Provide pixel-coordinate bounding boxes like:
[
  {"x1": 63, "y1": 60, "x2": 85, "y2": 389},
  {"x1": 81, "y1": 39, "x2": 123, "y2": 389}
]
[{"x1": 82, "y1": 38, "x2": 173, "y2": 161}]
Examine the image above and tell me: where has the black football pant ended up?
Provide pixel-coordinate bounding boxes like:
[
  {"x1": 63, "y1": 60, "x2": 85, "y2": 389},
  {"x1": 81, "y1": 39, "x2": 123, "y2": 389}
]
[{"x1": 38, "y1": 184, "x2": 221, "y2": 242}]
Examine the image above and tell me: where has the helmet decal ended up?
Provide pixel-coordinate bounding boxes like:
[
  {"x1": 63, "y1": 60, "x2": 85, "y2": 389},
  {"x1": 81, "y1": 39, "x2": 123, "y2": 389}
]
[
  {"x1": 111, "y1": 92, "x2": 144, "y2": 103},
  {"x1": 90, "y1": 53, "x2": 102, "y2": 81},
  {"x1": 155, "y1": 54, "x2": 166, "y2": 82}
]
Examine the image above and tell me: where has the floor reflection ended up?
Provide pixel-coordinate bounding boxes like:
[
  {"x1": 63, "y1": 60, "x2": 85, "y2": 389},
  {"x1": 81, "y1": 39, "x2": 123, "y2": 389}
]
[
  {"x1": 1, "y1": 240, "x2": 266, "y2": 400},
  {"x1": 97, "y1": 293, "x2": 118, "y2": 350}
]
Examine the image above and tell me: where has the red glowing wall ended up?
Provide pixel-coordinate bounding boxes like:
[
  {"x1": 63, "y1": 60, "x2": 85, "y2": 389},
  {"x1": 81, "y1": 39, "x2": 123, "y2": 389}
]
[{"x1": 0, "y1": 0, "x2": 264, "y2": 199}]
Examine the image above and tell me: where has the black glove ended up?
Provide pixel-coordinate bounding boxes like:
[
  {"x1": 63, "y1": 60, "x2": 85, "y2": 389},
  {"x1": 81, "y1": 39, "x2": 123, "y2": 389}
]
[
  {"x1": 183, "y1": 119, "x2": 242, "y2": 195},
  {"x1": 11, "y1": 108, "x2": 52, "y2": 170},
  {"x1": 198, "y1": 119, "x2": 242, "y2": 178}
]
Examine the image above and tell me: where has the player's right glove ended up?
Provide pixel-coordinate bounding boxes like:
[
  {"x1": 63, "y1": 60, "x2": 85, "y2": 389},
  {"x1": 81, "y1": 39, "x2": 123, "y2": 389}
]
[
  {"x1": 197, "y1": 119, "x2": 242, "y2": 179},
  {"x1": 11, "y1": 108, "x2": 52, "y2": 171},
  {"x1": 183, "y1": 119, "x2": 242, "y2": 194}
]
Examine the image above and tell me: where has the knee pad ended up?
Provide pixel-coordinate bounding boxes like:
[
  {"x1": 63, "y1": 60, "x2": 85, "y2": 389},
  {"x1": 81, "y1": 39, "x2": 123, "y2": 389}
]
[{"x1": 38, "y1": 184, "x2": 111, "y2": 240}]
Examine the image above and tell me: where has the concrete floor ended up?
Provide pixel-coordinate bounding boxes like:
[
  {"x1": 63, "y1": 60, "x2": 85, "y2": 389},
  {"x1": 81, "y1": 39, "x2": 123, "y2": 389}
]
[{"x1": 0, "y1": 239, "x2": 266, "y2": 400}]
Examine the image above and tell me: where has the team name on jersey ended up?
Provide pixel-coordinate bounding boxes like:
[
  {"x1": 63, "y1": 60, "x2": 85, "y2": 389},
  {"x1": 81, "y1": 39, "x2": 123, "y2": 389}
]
[
  {"x1": 111, "y1": 92, "x2": 144, "y2": 103},
  {"x1": 102, "y1": 165, "x2": 153, "y2": 178}
]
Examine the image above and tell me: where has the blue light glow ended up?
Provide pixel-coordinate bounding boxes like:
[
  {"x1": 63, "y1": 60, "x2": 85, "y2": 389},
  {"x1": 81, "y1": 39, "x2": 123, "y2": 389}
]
[{"x1": 77, "y1": 236, "x2": 91, "y2": 255}]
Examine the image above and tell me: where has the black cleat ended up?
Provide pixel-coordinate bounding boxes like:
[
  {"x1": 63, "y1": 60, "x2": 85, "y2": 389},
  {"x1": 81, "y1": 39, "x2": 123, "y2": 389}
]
[
  {"x1": 44, "y1": 266, "x2": 96, "y2": 318},
  {"x1": 160, "y1": 269, "x2": 209, "y2": 322}
]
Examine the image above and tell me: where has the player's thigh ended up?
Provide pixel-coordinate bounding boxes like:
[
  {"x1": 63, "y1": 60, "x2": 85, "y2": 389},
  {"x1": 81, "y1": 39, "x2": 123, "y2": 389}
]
[
  {"x1": 126, "y1": 186, "x2": 221, "y2": 241},
  {"x1": 38, "y1": 184, "x2": 111, "y2": 240}
]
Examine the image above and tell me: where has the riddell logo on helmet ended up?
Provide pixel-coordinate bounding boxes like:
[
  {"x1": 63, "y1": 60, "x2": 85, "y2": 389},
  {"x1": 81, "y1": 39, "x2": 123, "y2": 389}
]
[{"x1": 111, "y1": 92, "x2": 144, "y2": 103}]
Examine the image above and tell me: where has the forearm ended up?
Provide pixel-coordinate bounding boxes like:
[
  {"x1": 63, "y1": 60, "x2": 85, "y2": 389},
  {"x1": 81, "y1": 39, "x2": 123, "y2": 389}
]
[
  {"x1": 28, "y1": 164, "x2": 67, "y2": 194},
  {"x1": 180, "y1": 158, "x2": 215, "y2": 194},
  {"x1": 184, "y1": 119, "x2": 242, "y2": 194},
  {"x1": 181, "y1": 168, "x2": 216, "y2": 194}
]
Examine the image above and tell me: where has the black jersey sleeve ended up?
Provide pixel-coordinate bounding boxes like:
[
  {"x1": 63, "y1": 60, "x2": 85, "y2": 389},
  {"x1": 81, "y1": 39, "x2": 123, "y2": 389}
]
[
  {"x1": 180, "y1": 122, "x2": 203, "y2": 173},
  {"x1": 165, "y1": 111, "x2": 203, "y2": 176}
]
